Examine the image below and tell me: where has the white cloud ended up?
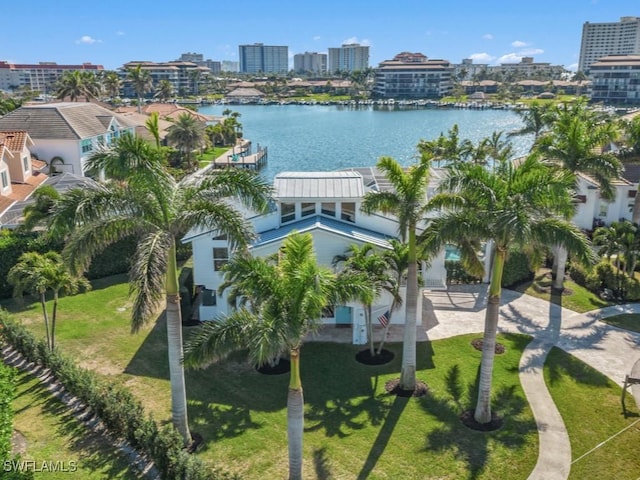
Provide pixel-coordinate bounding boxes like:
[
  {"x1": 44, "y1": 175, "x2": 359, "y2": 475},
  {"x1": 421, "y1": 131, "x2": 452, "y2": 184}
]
[
  {"x1": 497, "y1": 53, "x2": 522, "y2": 64},
  {"x1": 313, "y1": 36, "x2": 321, "y2": 41},
  {"x1": 567, "y1": 62, "x2": 579, "y2": 71},
  {"x1": 469, "y1": 52, "x2": 496, "y2": 63},
  {"x1": 518, "y1": 48, "x2": 544, "y2": 56},
  {"x1": 116, "y1": 30, "x2": 125, "y2": 36},
  {"x1": 76, "y1": 35, "x2": 101, "y2": 45},
  {"x1": 511, "y1": 40, "x2": 528, "y2": 48},
  {"x1": 482, "y1": 34, "x2": 494, "y2": 40},
  {"x1": 342, "y1": 36, "x2": 371, "y2": 46}
]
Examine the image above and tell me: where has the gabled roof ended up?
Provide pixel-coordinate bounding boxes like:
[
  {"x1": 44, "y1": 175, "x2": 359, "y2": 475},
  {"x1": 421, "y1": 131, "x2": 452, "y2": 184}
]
[
  {"x1": 0, "y1": 130, "x2": 33, "y2": 151},
  {"x1": 0, "y1": 102, "x2": 138, "y2": 140},
  {"x1": 252, "y1": 215, "x2": 394, "y2": 250},
  {"x1": 274, "y1": 171, "x2": 364, "y2": 199}
]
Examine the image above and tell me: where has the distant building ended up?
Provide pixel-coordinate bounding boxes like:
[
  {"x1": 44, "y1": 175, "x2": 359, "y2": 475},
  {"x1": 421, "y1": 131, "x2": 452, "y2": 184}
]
[
  {"x1": 452, "y1": 58, "x2": 489, "y2": 81},
  {"x1": 120, "y1": 61, "x2": 211, "y2": 97},
  {"x1": 0, "y1": 61, "x2": 103, "y2": 93},
  {"x1": 221, "y1": 61, "x2": 239, "y2": 73},
  {"x1": 492, "y1": 57, "x2": 567, "y2": 80},
  {"x1": 175, "y1": 53, "x2": 221, "y2": 74},
  {"x1": 293, "y1": 52, "x2": 327, "y2": 75},
  {"x1": 238, "y1": 44, "x2": 288, "y2": 74},
  {"x1": 589, "y1": 55, "x2": 640, "y2": 104},
  {"x1": 328, "y1": 44, "x2": 369, "y2": 74},
  {"x1": 579, "y1": 16, "x2": 640, "y2": 72},
  {"x1": 373, "y1": 52, "x2": 452, "y2": 99}
]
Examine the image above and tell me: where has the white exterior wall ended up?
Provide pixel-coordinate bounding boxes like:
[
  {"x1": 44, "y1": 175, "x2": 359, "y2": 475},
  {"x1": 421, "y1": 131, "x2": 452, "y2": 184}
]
[
  {"x1": 573, "y1": 176, "x2": 635, "y2": 230},
  {"x1": 6, "y1": 146, "x2": 31, "y2": 183},
  {"x1": 30, "y1": 139, "x2": 83, "y2": 175},
  {"x1": 0, "y1": 156, "x2": 11, "y2": 196}
]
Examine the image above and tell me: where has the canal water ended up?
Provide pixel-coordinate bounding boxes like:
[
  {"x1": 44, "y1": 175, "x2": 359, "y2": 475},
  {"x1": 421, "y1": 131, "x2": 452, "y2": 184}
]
[{"x1": 198, "y1": 104, "x2": 533, "y2": 181}]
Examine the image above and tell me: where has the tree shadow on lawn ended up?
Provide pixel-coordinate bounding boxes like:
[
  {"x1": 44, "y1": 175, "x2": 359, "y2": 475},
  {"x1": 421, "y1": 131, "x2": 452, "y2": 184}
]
[
  {"x1": 419, "y1": 363, "x2": 536, "y2": 480},
  {"x1": 14, "y1": 371, "x2": 142, "y2": 479}
]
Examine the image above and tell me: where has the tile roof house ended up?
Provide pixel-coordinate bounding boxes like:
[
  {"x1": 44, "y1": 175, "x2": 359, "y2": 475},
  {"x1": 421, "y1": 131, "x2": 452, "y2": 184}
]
[
  {"x1": 0, "y1": 102, "x2": 139, "y2": 176},
  {"x1": 0, "y1": 130, "x2": 48, "y2": 226}
]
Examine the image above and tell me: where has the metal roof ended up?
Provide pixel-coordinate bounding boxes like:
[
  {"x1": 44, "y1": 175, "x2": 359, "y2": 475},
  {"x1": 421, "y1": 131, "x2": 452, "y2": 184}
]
[
  {"x1": 274, "y1": 171, "x2": 364, "y2": 199},
  {"x1": 252, "y1": 215, "x2": 394, "y2": 250}
]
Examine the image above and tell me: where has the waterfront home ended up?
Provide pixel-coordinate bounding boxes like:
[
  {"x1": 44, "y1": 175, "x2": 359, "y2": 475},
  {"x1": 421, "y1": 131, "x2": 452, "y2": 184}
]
[
  {"x1": 183, "y1": 168, "x2": 450, "y2": 345},
  {"x1": 0, "y1": 102, "x2": 137, "y2": 176}
]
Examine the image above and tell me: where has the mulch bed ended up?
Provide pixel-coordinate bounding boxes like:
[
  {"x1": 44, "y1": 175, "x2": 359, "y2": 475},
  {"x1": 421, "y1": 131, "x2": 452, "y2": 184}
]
[
  {"x1": 471, "y1": 338, "x2": 506, "y2": 355},
  {"x1": 459, "y1": 409, "x2": 503, "y2": 431},
  {"x1": 384, "y1": 378, "x2": 428, "y2": 398},
  {"x1": 355, "y1": 349, "x2": 395, "y2": 366},
  {"x1": 256, "y1": 358, "x2": 290, "y2": 375}
]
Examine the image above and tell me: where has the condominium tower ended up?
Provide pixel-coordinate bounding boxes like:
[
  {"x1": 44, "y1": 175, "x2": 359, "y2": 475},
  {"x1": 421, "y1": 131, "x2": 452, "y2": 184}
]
[
  {"x1": 328, "y1": 43, "x2": 369, "y2": 74},
  {"x1": 579, "y1": 16, "x2": 640, "y2": 72},
  {"x1": 238, "y1": 43, "x2": 289, "y2": 74},
  {"x1": 293, "y1": 52, "x2": 327, "y2": 74}
]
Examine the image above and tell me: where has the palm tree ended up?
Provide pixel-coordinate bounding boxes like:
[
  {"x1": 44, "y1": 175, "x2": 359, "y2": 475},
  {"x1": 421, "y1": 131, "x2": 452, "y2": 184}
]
[
  {"x1": 8, "y1": 251, "x2": 89, "y2": 350},
  {"x1": 184, "y1": 232, "x2": 363, "y2": 480},
  {"x1": 85, "y1": 132, "x2": 161, "y2": 180},
  {"x1": 166, "y1": 113, "x2": 206, "y2": 171},
  {"x1": 21, "y1": 185, "x2": 61, "y2": 232},
  {"x1": 103, "y1": 71, "x2": 122, "y2": 100},
  {"x1": 333, "y1": 243, "x2": 399, "y2": 357},
  {"x1": 377, "y1": 239, "x2": 408, "y2": 354},
  {"x1": 127, "y1": 65, "x2": 153, "y2": 113},
  {"x1": 420, "y1": 154, "x2": 594, "y2": 424},
  {"x1": 361, "y1": 156, "x2": 433, "y2": 392},
  {"x1": 54, "y1": 71, "x2": 87, "y2": 102},
  {"x1": 417, "y1": 124, "x2": 474, "y2": 167},
  {"x1": 49, "y1": 135, "x2": 273, "y2": 445},
  {"x1": 593, "y1": 220, "x2": 640, "y2": 296},
  {"x1": 508, "y1": 101, "x2": 553, "y2": 142},
  {"x1": 535, "y1": 99, "x2": 623, "y2": 289},
  {"x1": 154, "y1": 79, "x2": 174, "y2": 102}
]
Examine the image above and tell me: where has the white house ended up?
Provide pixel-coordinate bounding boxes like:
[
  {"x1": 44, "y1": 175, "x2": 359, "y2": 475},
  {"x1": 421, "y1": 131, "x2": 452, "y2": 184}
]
[
  {"x1": 573, "y1": 172, "x2": 636, "y2": 231},
  {"x1": 183, "y1": 168, "x2": 448, "y2": 345},
  {"x1": 0, "y1": 102, "x2": 138, "y2": 176}
]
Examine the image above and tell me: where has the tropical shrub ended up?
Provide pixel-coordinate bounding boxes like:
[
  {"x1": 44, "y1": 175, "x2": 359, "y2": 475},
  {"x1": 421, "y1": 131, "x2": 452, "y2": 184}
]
[{"x1": 501, "y1": 250, "x2": 534, "y2": 288}]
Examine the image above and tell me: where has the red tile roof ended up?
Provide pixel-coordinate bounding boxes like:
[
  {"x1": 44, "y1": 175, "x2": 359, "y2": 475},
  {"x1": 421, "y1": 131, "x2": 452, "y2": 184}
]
[{"x1": 0, "y1": 130, "x2": 30, "y2": 150}]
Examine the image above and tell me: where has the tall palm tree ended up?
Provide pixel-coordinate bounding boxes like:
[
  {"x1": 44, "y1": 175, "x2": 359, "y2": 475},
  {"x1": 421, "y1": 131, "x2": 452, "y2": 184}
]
[
  {"x1": 333, "y1": 243, "x2": 399, "y2": 357},
  {"x1": 420, "y1": 154, "x2": 594, "y2": 424},
  {"x1": 8, "y1": 251, "x2": 89, "y2": 350},
  {"x1": 361, "y1": 156, "x2": 433, "y2": 391},
  {"x1": 377, "y1": 239, "x2": 408, "y2": 354},
  {"x1": 103, "y1": 71, "x2": 122, "y2": 100},
  {"x1": 184, "y1": 232, "x2": 364, "y2": 480},
  {"x1": 508, "y1": 101, "x2": 554, "y2": 143},
  {"x1": 417, "y1": 124, "x2": 474, "y2": 167},
  {"x1": 535, "y1": 99, "x2": 622, "y2": 289},
  {"x1": 154, "y1": 79, "x2": 174, "y2": 102},
  {"x1": 54, "y1": 71, "x2": 86, "y2": 102},
  {"x1": 127, "y1": 65, "x2": 153, "y2": 113},
  {"x1": 166, "y1": 113, "x2": 206, "y2": 171},
  {"x1": 48, "y1": 135, "x2": 273, "y2": 445}
]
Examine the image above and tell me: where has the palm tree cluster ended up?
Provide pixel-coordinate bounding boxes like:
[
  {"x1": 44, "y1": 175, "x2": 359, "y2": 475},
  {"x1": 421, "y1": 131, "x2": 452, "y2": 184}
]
[
  {"x1": 205, "y1": 109, "x2": 243, "y2": 147},
  {"x1": 54, "y1": 70, "x2": 102, "y2": 102}
]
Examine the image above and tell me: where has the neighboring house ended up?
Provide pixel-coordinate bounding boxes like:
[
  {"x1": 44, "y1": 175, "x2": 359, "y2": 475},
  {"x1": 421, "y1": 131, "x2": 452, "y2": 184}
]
[
  {"x1": 0, "y1": 130, "x2": 48, "y2": 226},
  {"x1": 183, "y1": 169, "x2": 449, "y2": 345},
  {"x1": 0, "y1": 102, "x2": 138, "y2": 176}
]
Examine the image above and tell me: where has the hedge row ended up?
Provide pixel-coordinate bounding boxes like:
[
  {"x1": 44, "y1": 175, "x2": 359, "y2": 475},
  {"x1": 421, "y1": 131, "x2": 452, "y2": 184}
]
[
  {"x1": 445, "y1": 249, "x2": 534, "y2": 288},
  {"x1": 0, "y1": 313, "x2": 239, "y2": 480},
  {"x1": 0, "y1": 361, "x2": 15, "y2": 461}
]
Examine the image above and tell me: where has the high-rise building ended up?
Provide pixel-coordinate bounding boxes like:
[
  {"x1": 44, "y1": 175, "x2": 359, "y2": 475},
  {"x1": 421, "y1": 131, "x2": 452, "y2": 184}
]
[
  {"x1": 238, "y1": 43, "x2": 289, "y2": 74},
  {"x1": 373, "y1": 52, "x2": 452, "y2": 99},
  {"x1": 328, "y1": 44, "x2": 370, "y2": 74},
  {"x1": 0, "y1": 61, "x2": 103, "y2": 93},
  {"x1": 579, "y1": 16, "x2": 640, "y2": 72},
  {"x1": 293, "y1": 52, "x2": 327, "y2": 74},
  {"x1": 175, "y1": 53, "x2": 221, "y2": 74}
]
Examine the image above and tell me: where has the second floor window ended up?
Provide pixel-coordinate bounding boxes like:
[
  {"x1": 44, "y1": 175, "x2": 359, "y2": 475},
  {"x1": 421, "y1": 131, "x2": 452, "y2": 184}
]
[
  {"x1": 213, "y1": 247, "x2": 229, "y2": 271},
  {"x1": 81, "y1": 139, "x2": 93, "y2": 154}
]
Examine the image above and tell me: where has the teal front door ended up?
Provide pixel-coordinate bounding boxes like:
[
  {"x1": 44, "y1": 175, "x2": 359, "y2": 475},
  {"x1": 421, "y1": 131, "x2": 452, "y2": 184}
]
[{"x1": 335, "y1": 306, "x2": 352, "y2": 325}]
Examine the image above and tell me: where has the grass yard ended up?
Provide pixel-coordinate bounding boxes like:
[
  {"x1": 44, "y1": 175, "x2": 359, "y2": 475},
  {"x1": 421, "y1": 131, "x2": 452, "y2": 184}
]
[
  {"x1": 3, "y1": 274, "x2": 639, "y2": 479},
  {"x1": 544, "y1": 348, "x2": 640, "y2": 479},
  {"x1": 598, "y1": 313, "x2": 640, "y2": 333},
  {"x1": 511, "y1": 269, "x2": 610, "y2": 313},
  {"x1": 11, "y1": 369, "x2": 142, "y2": 479}
]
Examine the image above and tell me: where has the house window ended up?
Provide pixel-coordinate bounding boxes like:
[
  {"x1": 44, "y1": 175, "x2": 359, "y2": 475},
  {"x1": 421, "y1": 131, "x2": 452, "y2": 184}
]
[
  {"x1": 22, "y1": 156, "x2": 29, "y2": 172},
  {"x1": 599, "y1": 203, "x2": 609, "y2": 217},
  {"x1": 575, "y1": 195, "x2": 587, "y2": 204},
  {"x1": 0, "y1": 170, "x2": 8, "y2": 189},
  {"x1": 301, "y1": 202, "x2": 315, "y2": 217},
  {"x1": 281, "y1": 202, "x2": 295, "y2": 223},
  {"x1": 321, "y1": 202, "x2": 336, "y2": 217},
  {"x1": 341, "y1": 202, "x2": 356, "y2": 223},
  {"x1": 201, "y1": 288, "x2": 217, "y2": 306},
  {"x1": 97, "y1": 135, "x2": 105, "y2": 147},
  {"x1": 213, "y1": 247, "x2": 229, "y2": 271},
  {"x1": 628, "y1": 190, "x2": 636, "y2": 198},
  {"x1": 81, "y1": 139, "x2": 93, "y2": 154}
]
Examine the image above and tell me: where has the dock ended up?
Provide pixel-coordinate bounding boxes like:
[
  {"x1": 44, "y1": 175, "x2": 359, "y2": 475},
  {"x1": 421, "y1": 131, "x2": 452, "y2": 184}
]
[{"x1": 211, "y1": 139, "x2": 268, "y2": 170}]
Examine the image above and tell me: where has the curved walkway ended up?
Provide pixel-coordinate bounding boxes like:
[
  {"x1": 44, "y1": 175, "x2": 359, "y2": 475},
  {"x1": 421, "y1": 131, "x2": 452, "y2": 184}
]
[{"x1": 423, "y1": 285, "x2": 640, "y2": 480}]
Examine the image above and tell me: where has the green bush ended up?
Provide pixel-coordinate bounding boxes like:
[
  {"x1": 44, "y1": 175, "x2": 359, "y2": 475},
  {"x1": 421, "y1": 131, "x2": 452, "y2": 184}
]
[
  {"x1": 0, "y1": 362, "x2": 16, "y2": 460},
  {"x1": 501, "y1": 250, "x2": 534, "y2": 288},
  {"x1": 445, "y1": 260, "x2": 482, "y2": 284},
  {"x1": 0, "y1": 312, "x2": 235, "y2": 480}
]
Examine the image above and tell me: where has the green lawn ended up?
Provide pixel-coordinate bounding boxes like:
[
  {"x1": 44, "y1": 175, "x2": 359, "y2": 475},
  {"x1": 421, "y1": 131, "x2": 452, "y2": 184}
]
[
  {"x1": 3, "y1": 274, "x2": 638, "y2": 479},
  {"x1": 11, "y1": 369, "x2": 142, "y2": 479},
  {"x1": 598, "y1": 313, "x2": 640, "y2": 333},
  {"x1": 544, "y1": 348, "x2": 640, "y2": 479}
]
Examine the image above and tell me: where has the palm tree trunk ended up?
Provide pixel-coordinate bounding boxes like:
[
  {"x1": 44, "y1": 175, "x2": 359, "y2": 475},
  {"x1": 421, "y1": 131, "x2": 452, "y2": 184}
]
[
  {"x1": 474, "y1": 246, "x2": 505, "y2": 424},
  {"x1": 39, "y1": 293, "x2": 51, "y2": 350},
  {"x1": 552, "y1": 245, "x2": 568, "y2": 290},
  {"x1": 287, "y1": 347, "x2": 304, "y2": 480},
  {"x1": 166, "y1": 243, "x2": 191, "y2": 446},
  {"x1": 400, "y1": 227, "x2": 418, "y2": 391},
  {"x1": 366, "y1": 305, "x2": 374, "y2": 356},
  {"x1": 51, "y1": 291, "x2": 59, "y2": 351}
]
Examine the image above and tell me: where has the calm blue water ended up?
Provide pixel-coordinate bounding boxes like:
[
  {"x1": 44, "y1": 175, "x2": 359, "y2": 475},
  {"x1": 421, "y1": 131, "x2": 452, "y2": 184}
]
[{"x1": 198, "y1": 104, "x2": 533, "y2": 181}]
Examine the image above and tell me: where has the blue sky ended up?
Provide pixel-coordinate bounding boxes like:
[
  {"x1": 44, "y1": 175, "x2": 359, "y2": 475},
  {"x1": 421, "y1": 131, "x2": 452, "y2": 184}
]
[{"x1": 2, "y1": 0, "x2": 638, "y2": 71}]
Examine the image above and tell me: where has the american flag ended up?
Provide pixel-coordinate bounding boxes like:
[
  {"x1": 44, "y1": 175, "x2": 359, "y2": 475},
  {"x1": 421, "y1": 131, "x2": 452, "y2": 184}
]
[{"x1": 377, "y1": 310, "x2": 390, "y2": 328}]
